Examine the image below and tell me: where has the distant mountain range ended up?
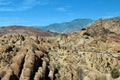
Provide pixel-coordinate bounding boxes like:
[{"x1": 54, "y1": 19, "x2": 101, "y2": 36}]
[{"x1": 39, "y1": 19, "x2": 93, "y2": 33}]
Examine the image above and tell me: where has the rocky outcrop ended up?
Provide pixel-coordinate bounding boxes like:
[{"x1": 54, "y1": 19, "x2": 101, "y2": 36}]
[
  {"x1": 1, "y1": 17, "x2": 120, "y2": 80},
  {"x1": 0, "y1": 34, "x2": 58, "y2": 80}
]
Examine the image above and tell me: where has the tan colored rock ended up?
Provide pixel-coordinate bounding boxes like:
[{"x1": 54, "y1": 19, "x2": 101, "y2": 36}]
[
  {"x1": 10, "y1": 63, "x2": 19, "y2": 77},
  {"x1": 20, "y1": 50, "x2": 35, "y2": 80},
  {"x1": 1, "y1": 18, "x2": 120, "y2": 80},
  {"x1": 1, "y1": 69, "x2": 13, "y2": 80},
  {"x1": 34, "y1": 67, "x2": 44, "y2": 80}
]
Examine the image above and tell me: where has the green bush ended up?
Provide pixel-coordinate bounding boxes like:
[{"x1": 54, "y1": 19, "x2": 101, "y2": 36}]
[{"x1": 111, "y1": 68, "x2": 120, "y2": 79}]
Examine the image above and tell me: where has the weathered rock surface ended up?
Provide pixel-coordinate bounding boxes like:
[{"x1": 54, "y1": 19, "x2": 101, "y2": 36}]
[{"x1": 0, "y1": 17, "x2": 120, "y2": 80}]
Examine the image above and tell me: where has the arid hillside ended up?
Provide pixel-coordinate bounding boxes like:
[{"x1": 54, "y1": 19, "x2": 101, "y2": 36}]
[
  {"x1": 0, "y1": 17, "x2": 120, "y2": 80},
  {"x1": 0, "y1": 26, "x2": 58, "y2": 37}
]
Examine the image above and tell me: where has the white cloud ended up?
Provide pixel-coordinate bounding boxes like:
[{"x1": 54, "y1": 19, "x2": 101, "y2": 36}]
[
  {"x1": 0, "y1": 0, "x2": 49, "y2": 11},
  {"x1": 56, "y1": 7, "x2": 67, "y2": 12},
  {"x1": 55, "y1": 6, "x2": 75, "y2": 17},
  {"x1": 56, "y1": 6, "x2": 72, "y2": 12},
  {"x1": 0, "y1": 16, "x2": 32, "y2": 26},
  {"x1": 106, "y1": 12, "x2": 120, "y2": 16},
  {"x1": 0, "y1": 0, "x2": 11, "y2": 5},
  {"x1": 101, "y1": 11, "x2": 120, "y2": 18},
  {"x1": 0, "y1": 8, "x2": 14, "y2": 11}
]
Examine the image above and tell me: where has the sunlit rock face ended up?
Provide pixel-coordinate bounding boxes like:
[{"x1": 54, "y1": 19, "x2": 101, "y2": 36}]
[{"x1": 1, "y1": 17, "x2": 120, "y2": 80}]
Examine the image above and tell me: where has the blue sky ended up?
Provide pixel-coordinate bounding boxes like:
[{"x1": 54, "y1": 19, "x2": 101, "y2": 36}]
[{"x1": 0, "y1": 0, "x2": 120, "y2": 26}]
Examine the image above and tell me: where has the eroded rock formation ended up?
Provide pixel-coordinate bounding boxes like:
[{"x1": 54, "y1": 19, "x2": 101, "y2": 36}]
[{"x1": 1, "y1": 17, "x2": 120, "y2": 80}]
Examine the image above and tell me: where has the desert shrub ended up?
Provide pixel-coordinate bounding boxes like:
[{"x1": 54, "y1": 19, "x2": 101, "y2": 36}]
[
  {"x1": 85, "y1": 36, "x2": 89, "y2": 39},
  {"x1": 111, "y1": 68, "x2": 119, "y2": 79},
  {"x1": 83, "y1": 32, "x2": 91, "y2": 36},
  {"x1": 77, "y1": 67, "x2": 83, "y2": 80},
  {"x1": 0, "y1": 71, "x2": 6, "y2": 79},
  {"x1": 117, "y1": 50, "x2": 120, "y2": 53},
  {"x1": 81, "y1": 28, "x2": 86, "y2": 30}
]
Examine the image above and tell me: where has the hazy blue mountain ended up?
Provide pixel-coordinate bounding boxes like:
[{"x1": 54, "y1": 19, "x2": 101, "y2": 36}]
[{"x1": 39, "y1": 19, "x2": 93, "y2": 33}]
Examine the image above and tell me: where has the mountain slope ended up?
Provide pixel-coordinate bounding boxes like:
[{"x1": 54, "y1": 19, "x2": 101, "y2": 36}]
[
  {"x1": 0, "y1": 25, "x2": 58, "y2": 36},
  {"x1": 40, "y1": 19, "x2": 93, "y2": 33}
]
